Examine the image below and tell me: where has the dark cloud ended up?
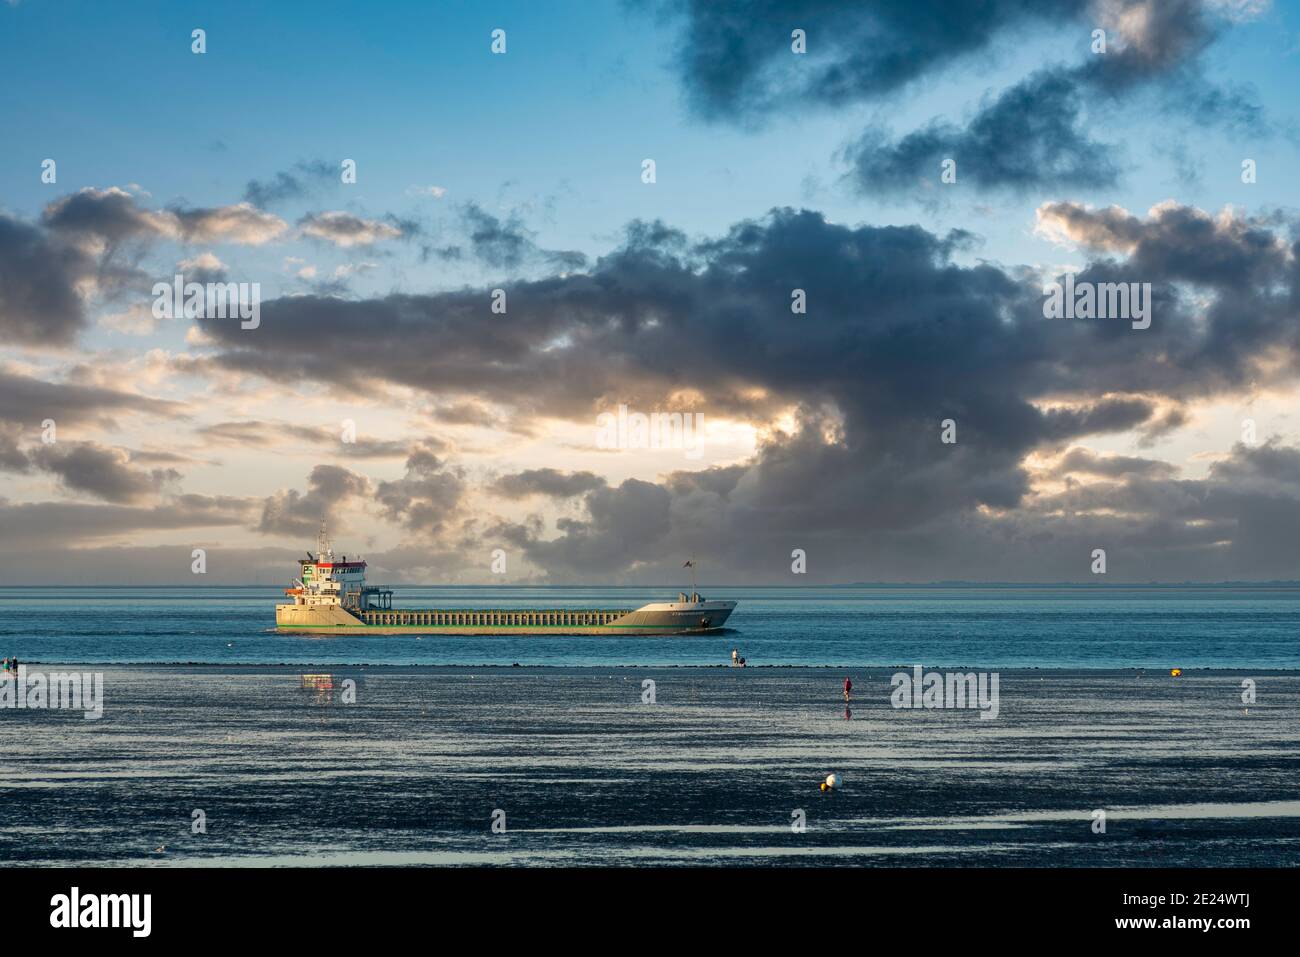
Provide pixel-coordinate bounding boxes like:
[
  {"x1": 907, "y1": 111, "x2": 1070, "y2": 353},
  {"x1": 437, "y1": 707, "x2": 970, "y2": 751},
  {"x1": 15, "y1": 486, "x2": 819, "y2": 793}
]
[
  {"x1": 198, "y1": 202, "x2": 1300, "y2": 425},
  {"x1": 1052, "y1": 447, "x2": 1177, "y2": 479},
  {"x1": 1037, "y1": 200, "x2": 1289, "y2": 288},
  {"x1": 429, "y1": 402, "x2": 503, "y2": 428},
  {"x1": 258, "y1": 464, "x2": 371, "y2": 537},
  {"x1": 0, "y1": 368, "x2": 186, "y2": 429},
  {"x1": 663, "y1": 0, "x2": 1083, "y2": 120},
  {"x1": 1040, "y1": 396, "x2": 1164, "y2": 442},
  {"x1": 847, "y1": 0, "x2": 1264, "y2": 195},
  {"x1": 488, "y1": 438, "x2": 1300, "y2": 584},
  {"x1": 41, "y1": 186, "x2": 164, "y2": 245},
  {"x1": 28, "y1": 441, "x2": 179, "y2": 504},
  {"x1": 0, "y1": 424, "x2": 30, "y2": 472},
  {"x1": 243, "y1": 160, "x2": 336, "y2": 207},
  {"x1": 459, "y1": 202, "x2": 588, "y2": 271},
  {"x1": 375, "y1": 446, "x2": 466, "y2": 533},
  {"x1": 491, "y1": 468, "x2": 607, "y2": 500},
  {"x1": 193, "y1": 203, "x2": 1300, "y2": 581},
  {"x1": 515, "y1": 478, "x2": 671, "y2": 575},
  {"x1": 656, "y1": 0, "x2": 1263, "y2": 194},
  {"x1": 41, "y1": 187, "x2": 288, "y2": 247},
  {"x1": 0, "y1": 212, "x2": 93, "y2": 343},
  {"x1": 847, "y1": 70, "x2": 1121, "y2": 194}
]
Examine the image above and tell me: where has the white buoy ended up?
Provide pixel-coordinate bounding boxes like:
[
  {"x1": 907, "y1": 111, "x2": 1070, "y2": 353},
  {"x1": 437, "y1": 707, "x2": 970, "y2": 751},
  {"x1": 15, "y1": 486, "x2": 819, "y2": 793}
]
[{"x1": 825, "y1": 773, "x2": 841, "y2": 789}]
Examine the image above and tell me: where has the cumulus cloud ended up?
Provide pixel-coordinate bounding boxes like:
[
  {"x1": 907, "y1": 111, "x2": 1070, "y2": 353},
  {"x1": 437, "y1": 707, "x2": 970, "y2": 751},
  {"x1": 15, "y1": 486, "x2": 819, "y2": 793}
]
[
  {"x1": 0, "y1": 423, "x2": 29, "y2": 472},
  {"x1": 176, "y1": 251, "x2": 229, "y2": 283},
  {"x1": 1050, "y1": 446, "x2": 1178, "y2": 478},
  {"x1": 185, "y1": 202, "x2": 1300, "y2": 580},
  {"x1": 41, "y1": 186, "x2": 172, "y2": 251},
  {"x1": 0, "y1": 367, "x2": 185, "y2": 428},
  {"x1": 42, "y1": 188, "x2": 287, "y2": 247},
  {"x1": 28, "y1": 441, "x2": 180, "y2": 504},
  {"x1": 298, "y1": 211, "x2": 404, "y2": 247},
  {"x1": 202, "y1": 204, "x2": 1300, "y2": 421},
  {"x1": 258, "y1": 464, "x2": 371, "y2": 536},
  {"x1": 375, "y1": 446, "x2": 466, "y2": 533},
  {"x1": 0, "y1": 211, "x2": 93, "y2": 343},
  {"x1": 169, "y1": 202, "x2": 287, "y2": 245},
  {"x1": 491, "y1": 468, "x2": 607, "y2": 500},
  {"x1": 1035, "y1": 201, "x2": 1291, "y2": 287}
]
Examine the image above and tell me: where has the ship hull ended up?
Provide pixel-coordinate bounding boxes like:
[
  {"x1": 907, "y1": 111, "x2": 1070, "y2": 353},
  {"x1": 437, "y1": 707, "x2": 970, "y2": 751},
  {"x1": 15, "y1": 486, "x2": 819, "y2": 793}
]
[{"x1": 274, "y1": 600, "x2": 737, "y2": 636}]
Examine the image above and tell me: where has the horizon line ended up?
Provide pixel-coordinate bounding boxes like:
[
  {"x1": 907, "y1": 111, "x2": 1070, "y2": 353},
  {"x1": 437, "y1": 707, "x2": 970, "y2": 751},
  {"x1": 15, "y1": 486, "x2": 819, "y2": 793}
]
[{"x1": 3, "y1": 580, "x2": 1300, "y2": 589}]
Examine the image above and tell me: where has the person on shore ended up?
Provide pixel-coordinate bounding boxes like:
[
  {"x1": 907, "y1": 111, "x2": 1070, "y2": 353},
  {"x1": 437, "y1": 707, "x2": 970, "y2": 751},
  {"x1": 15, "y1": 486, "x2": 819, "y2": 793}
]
[
  {"x1": 1, "y1": 658, "x2": 7, "y2": 673},
  {"x1": 843, "y1": 676, "x2": 852, "y2": 702}
]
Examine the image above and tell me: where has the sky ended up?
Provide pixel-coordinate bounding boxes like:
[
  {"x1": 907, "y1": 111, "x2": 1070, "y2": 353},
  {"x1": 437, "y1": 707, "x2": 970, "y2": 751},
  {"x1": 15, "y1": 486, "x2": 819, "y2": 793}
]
[{"x1": 2, "y1": 0, "x2": 1300, "y2": 585}]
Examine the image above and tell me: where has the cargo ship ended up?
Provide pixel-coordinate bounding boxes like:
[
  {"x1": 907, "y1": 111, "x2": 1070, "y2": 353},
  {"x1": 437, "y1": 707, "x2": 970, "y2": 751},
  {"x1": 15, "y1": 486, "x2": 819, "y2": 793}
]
[{"x1": 274, "y1": 525, "x2": 737, "y2": 635}]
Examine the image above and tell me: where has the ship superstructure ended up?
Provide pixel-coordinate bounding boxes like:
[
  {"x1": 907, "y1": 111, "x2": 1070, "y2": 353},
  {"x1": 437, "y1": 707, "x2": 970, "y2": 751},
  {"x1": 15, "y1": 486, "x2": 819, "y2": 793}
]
[{"x1": 275, "y1": 524, "x2": 736, "y2": 636}]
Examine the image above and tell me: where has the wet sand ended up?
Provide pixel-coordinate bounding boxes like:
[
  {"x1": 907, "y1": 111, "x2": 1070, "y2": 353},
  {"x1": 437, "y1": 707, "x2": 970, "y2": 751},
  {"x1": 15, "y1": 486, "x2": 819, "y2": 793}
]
[{"x1": 1, "y1": 666, "x2": 1297, "y2": 866}]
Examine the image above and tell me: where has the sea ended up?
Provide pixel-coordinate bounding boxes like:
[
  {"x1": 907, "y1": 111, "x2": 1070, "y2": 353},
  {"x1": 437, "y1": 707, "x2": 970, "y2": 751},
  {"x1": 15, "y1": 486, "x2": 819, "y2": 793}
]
[
  {"x1": 2, "y1": 584, "x2": 1297, "y2": 668},
  {"x1": 4, "y1": 586, "x2": 1299, "y2": 866}
]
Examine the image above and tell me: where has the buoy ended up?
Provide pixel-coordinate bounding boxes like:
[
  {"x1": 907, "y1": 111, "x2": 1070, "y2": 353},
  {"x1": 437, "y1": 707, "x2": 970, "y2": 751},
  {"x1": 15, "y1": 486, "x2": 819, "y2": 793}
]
[
  {"x1": 820, "y1": 782, "x2": 828, "y2": 792},
  {"x1": 1170, "y1": 668, "x2": 1182, "y2": 677},
  {"x1": 825, "y1": 773, "x2": 841, "y2": 790}
]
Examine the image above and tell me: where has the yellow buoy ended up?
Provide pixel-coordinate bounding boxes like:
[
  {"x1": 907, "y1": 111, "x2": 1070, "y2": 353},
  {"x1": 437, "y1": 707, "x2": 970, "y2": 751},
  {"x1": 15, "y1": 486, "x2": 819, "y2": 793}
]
[{"x1": 1170, "y1": 668, "x2": 1182, "y2": 677}]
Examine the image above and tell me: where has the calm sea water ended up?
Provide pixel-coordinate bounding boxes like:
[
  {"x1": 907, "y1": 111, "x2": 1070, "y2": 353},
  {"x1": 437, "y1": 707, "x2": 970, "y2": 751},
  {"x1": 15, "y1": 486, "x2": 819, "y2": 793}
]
[{"x1": 0, "y1": 585, "x2": 1297, "y2": 668}]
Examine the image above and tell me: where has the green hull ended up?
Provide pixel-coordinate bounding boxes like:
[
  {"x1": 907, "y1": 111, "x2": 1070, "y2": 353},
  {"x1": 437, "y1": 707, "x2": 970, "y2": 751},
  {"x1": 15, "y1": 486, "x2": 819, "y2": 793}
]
[{"x1": 275, "y1": 623, "x2": 719, "y2": 636}]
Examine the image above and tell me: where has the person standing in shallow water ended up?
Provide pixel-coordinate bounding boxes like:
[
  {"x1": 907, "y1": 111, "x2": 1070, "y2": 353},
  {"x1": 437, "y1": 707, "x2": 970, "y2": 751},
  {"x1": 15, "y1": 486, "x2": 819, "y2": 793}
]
[{"x1": 843, "y1": 676, "x2": 852, "y2": 702}]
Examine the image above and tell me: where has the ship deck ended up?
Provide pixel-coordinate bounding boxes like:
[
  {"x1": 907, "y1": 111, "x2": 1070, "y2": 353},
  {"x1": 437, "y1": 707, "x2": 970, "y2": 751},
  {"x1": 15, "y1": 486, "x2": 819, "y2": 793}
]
[{"x1": 356, "y1": 608, "x2": 632, "y2": 629}]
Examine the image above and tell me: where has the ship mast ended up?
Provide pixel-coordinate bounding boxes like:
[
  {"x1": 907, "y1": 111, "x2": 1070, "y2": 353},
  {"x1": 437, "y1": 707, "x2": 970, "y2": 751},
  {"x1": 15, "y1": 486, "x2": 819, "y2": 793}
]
[{"x1": 316, "y1": 517, "x2": 334, "y2": 563}]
